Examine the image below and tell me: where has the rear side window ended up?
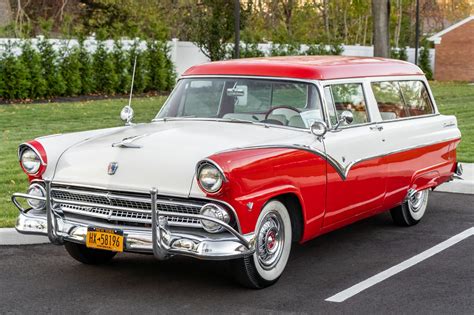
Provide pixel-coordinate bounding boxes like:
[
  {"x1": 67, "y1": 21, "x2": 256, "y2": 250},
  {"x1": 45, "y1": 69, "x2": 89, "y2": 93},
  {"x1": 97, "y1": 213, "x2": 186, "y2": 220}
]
[
  {"x1": 371, "y1": 80, "x2": 434, "y2": 120},
  {"x1": 326, "y1": 83, "x2": 369, "y2": 125},
  {"x1": 399, "y1": 81, "x2": 434, "y2": 116}
]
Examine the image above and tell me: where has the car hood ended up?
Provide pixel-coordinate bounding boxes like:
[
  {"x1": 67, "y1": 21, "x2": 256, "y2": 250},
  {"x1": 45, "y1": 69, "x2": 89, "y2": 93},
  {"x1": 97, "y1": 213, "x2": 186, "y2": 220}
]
[{"x1": 52, "y1": 120, "x2": 308, "y2": 196}]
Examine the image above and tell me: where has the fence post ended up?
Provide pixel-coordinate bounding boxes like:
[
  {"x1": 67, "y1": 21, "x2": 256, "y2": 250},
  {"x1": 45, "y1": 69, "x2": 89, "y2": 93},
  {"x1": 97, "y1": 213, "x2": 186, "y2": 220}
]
[{"x1": 170, "y1": 38, "x2": 179, "y2": 67}]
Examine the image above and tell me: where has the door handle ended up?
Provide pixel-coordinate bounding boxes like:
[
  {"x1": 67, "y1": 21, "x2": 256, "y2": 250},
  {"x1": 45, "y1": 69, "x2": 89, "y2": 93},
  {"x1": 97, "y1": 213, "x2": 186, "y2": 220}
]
[{"x1": 370, "y1": 125, "x2": 383, "y2": 131}]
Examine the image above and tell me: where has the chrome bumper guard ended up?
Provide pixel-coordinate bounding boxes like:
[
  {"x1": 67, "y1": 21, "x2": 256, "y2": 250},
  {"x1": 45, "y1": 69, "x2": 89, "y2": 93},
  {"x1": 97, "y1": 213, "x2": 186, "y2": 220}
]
[
  {"x1": 12, "y1": 179, "x2": 255, "y2": 260},
  {"x1": 454, "y1": 162, "x2": 463, "y2": 179}
]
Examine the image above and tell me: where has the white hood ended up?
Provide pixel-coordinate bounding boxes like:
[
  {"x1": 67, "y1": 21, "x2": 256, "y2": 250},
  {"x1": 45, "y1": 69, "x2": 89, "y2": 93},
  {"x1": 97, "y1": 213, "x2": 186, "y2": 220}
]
[{"x1": 52, "y1": 120, "x2": 310, "y2": 196}]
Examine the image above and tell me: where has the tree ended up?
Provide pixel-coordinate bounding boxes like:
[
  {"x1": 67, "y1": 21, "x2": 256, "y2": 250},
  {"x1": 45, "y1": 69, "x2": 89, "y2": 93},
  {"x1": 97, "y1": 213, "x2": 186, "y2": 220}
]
[
  {"x1": 92, "y1": 40, "x2": 118, "y2": 94},
  {"x1": 372, "y1": 0, "x2": 391, "y2": 57},
  {"x1": 113, "y1": 41, "x2": 131, "y2": 94},
  {"x1": 20, "y1": 41, "x2": 47, "y2": 98},
  {"x1": 418, "y1": 40, "x2": 432, "y2": 80},
  {"x1": 129, "y1": 41, "x2": 148, "y2": 93},
  {"x1": 38, "y1": 38, "x2": 66, "y2": 97},
  {"x1": 0, "y1": 0, "x2": 12, "y2": 27},
  {"x1": 0, "y1": 42, "x2": 30, "y2": 100},
  {"x1": 60, "y1": 46, "x2": 82, "y2": 96},
  {"x1": 78, "y1": 40, "x2": 95, "y2": 95},
  {"x1": 185, "y1": 0, "x2": 244, "y2": 61}
]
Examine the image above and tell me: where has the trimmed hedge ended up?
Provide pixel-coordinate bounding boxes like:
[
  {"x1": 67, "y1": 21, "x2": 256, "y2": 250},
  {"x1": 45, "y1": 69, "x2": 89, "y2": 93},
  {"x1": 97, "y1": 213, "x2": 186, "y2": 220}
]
[{"x1": 0, "y1": 39, "x2": 176, "y2": 101}]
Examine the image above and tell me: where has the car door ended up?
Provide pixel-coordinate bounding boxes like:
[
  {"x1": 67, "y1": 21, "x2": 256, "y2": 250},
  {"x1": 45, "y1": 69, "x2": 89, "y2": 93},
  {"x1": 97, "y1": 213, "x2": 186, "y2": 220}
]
[
  {"x1": 320, "y1": 81, "x2": 388, "y2": 227},
  {"x1": 369, "y1": 78, "x2": 459, "y2": 209}
]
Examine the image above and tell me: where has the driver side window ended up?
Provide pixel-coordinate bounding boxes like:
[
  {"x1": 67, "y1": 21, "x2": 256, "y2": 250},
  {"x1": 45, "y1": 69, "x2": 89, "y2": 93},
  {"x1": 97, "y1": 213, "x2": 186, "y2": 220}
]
[{"x1": 325, "y1": 83, "x2": 369, "y2": 126}]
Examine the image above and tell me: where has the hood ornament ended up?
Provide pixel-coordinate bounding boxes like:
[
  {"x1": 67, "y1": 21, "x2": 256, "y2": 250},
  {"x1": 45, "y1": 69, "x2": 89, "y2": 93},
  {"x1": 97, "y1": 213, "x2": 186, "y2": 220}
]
[
  {"x1": 112, "y1": 134, "x2": 147, "y2": 149},
  {"x1": 108, "y1": 162, "x2": 119, "y2": 175}
]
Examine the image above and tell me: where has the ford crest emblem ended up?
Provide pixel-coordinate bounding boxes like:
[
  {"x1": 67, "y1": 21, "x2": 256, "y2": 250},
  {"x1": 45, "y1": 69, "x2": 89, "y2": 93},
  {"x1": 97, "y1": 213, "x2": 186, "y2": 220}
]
[{"x1": 108, "y1": 162, "x2": 119, "y2": 175}]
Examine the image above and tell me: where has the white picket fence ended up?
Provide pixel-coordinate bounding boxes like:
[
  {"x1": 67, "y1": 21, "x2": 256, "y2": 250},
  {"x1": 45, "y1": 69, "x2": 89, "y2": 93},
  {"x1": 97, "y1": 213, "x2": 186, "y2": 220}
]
[{"x1": 0, "y1": 37, "x2": 435, "y2": 77}]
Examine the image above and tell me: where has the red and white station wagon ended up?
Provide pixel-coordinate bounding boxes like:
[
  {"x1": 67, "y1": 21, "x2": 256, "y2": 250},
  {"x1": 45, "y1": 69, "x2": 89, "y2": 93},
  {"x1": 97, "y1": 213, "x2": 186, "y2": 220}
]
[{"x1": 13, "y1": 56, "x2": 462, "y2": 288}]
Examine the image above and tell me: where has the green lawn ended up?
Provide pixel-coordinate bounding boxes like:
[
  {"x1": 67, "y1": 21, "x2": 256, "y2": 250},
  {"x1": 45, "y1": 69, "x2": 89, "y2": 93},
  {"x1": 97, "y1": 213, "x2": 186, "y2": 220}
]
[
  {"x1": 0, "y1": 96, "x2": 167, "y2": 227},
  {"x1": 430, "y1": 82, "x2": 474, "y2": 163},
  {"x1": 0, "y1": 82, "x2": 472, "y2": 227}
]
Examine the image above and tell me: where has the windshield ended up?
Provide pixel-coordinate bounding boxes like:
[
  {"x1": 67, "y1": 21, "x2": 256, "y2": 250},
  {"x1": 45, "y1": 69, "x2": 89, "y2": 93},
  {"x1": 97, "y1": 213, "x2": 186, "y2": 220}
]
[{"x1": 156, "y1": 78, "x2": 324, "y2": 129}]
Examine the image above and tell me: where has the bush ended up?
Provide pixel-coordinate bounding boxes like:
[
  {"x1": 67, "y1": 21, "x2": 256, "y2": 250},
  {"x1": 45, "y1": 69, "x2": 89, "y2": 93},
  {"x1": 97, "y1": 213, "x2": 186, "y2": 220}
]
[
  {"x1": 38, "y1": 39, "x2": 66, "y2": 96},
  {"x1": 0, "y1": 38, "x2": 176, "y2": 101},
  {"x1": 92, "y1": 41, "x2": 118, "y2": 94},
  {"x1": 306, "y1": 43, "x2": 343, "y2": 56},
  {"x1": 78, "y1": 41, "x2": 95, "y2": 95},
  {"x1": 225, "y1": 43, "x2": 265, "y2": 59},
  {"x1": 60, "y1": 46, "x2": 82, "y2": 96},
  {"x1": 0, "y1": 42, "x2": 30, "y2": 100},
  {"x1": 391, "y1": 47, "x2": 408, "y2": 61},
  {"x1": 419, "y1": 41, "x2": 433, "y2": 80},
  {"x1": 147, "y1": 40, "x2": 166, "y2": 92},
  {"x1": 113, "y1": 41, "x2": 131, "y2": 94},
  {"x1": 20, "y1": 41, "x2": 47, "y2": 99},
  {"x1": 270, "y1": 43, "x2": 301, "y2": 56},
  {"x1": 129, "y1": 41, "x2": 148, "y2": 93}
]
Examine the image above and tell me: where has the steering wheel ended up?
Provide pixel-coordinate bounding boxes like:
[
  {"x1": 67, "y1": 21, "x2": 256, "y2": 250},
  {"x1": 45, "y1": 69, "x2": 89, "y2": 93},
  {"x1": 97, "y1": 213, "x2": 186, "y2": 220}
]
[{"x1": 264, "y1": 106, "x2": 301, "y2": 122}]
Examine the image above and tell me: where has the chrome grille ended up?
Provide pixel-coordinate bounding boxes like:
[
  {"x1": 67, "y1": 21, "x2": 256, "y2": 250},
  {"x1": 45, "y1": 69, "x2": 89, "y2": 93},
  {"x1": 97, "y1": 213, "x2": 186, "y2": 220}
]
[{"x1": 51, "y1": 185, "x2": 206, "y2": 228}]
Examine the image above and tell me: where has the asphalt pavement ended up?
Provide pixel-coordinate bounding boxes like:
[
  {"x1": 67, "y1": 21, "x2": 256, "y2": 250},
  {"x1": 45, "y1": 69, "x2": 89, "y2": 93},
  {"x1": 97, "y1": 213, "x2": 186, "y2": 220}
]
[{"x1": 1, "y1": 191, "x2": 473, "y2": 314}]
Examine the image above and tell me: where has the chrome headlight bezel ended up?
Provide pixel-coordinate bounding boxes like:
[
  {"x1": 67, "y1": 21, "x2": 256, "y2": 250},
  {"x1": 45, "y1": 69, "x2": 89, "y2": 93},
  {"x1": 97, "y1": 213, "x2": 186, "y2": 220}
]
[
  {"x1": 197, "y1": 161, "x2": 225, "y2": 193},
  {"x1": 20, "y1": 148, "x2": 42, "y2": 174},
  {"x1": 26, "y1": 183, "x2": 46, "y2": 210}
]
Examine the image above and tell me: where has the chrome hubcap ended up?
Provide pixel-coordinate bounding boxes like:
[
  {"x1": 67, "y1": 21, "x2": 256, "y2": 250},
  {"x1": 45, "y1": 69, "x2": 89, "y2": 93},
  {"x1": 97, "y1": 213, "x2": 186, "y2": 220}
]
[
  {"x1": 409, "y1": 190, "x2": 426, "y2": 212},
  {"x1": 256, "y1": 212, "x2": 284, "y2": 270}
]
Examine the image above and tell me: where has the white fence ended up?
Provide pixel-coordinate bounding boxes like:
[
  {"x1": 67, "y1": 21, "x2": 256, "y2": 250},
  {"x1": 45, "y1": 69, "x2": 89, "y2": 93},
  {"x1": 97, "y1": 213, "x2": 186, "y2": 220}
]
[
  {"x1": 169, "y1": 41, "x2": 436, "y2": 76},
  {"x1": 0, "y1": 37, "x2": 435, "y2": 77}
]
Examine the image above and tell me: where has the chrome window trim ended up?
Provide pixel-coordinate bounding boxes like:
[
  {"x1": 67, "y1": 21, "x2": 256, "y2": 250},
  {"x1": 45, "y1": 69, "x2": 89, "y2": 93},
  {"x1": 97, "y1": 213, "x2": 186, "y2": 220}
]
[
  {"x1": 154, "y1": 75, "x2": 328, "y2": 131},
  {"x1": 153, "y1": 117, "x2": 314, "y2": 134},
  {"x1": 218, "y1": 136, "x2": 460, "y2": 181},
  {"x1": 321, "y1": 80, "x2": 373, "y2": 130},
  {"x1": 369, "y1": 79, "x2": 436, "y2": 121},
  {"x1": 375, "y1": 113, "x2": 440, "y2": 125}
]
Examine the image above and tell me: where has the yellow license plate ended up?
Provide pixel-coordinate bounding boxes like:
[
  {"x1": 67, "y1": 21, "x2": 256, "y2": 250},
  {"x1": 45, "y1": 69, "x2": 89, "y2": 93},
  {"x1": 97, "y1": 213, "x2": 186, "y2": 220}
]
[{"x1": 86, "y1": 227, "x2": 124, "y2": 252}]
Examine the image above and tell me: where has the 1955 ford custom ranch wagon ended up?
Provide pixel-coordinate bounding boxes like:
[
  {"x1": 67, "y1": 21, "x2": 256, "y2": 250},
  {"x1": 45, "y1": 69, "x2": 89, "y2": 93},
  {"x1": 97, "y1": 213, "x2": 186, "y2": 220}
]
[{"x1": 12, "y1": 56, "x2": 462, "y2": 288}]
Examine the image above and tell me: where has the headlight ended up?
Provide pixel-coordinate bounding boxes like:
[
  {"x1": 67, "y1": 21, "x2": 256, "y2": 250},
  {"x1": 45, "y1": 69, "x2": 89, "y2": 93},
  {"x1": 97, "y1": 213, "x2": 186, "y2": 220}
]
[
  {"x1": 20, "y1": 148, "x2": 41, "y2": 174},
  {"x1": 197, "y1": 162, "x2": 224, "y2": 193},
  {"x1": 200, "y1": 204, "x2": 230, "y2": 233},
  {"x1": 26, "y1": 184, "x2": 46, "y2": 210}
]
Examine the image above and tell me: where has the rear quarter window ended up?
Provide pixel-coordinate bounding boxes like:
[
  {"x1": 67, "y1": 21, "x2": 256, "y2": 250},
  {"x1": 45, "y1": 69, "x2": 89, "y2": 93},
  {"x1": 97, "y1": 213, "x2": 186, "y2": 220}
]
[{"x1": 371, "y1": 80, "x2": 434, "y2": 120}]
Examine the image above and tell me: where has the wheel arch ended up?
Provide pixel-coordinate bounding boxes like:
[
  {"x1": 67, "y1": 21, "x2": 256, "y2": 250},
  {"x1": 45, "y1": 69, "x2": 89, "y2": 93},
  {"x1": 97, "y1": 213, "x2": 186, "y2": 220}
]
[{"x1": 272, "y1": 193, "x2": 304, "y2": 243}]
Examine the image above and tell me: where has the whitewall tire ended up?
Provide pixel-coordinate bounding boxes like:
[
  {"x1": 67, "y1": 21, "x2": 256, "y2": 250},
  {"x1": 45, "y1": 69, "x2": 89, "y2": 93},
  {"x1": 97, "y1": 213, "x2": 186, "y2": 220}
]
[
  {"x1": 232, "y1": 199, "x2": 292, "y2": 289},
  {"x1": 391, "y1": 189, "x2": 429, "y2": 226}
]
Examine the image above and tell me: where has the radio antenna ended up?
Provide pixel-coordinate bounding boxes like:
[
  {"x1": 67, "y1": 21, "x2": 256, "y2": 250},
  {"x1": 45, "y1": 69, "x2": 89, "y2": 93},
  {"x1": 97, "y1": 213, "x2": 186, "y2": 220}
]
[
  {"x1": 120, "y1": 55, "x2": 138, "y2": 126},
  {"x1": 128, "y1": 55, "x2": 138, "y2": 108}
]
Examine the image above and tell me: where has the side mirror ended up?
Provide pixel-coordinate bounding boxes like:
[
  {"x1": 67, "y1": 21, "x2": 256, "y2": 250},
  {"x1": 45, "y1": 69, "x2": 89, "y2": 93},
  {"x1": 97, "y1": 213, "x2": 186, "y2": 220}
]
[
  {"x1": 120, "y1": 105, "x2": 134, "y2": 125},
  {"x1": 310, "y1": 120, "x2": 328, "y2": 138},
  {"x1": 334, "y1": 110, "x2": 353, "y2": 130}
]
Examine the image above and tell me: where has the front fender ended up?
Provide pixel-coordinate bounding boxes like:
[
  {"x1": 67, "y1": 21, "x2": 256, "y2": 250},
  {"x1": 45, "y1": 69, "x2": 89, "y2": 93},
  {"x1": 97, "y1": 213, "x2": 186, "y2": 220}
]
[{"x1": 206, "y1": 147, "x2": 327, "y2": 236}]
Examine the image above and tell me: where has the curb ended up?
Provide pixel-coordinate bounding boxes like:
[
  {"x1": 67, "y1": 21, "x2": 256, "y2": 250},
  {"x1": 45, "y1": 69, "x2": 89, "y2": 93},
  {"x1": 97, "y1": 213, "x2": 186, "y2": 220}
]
[
  {"x1": 436, "y1": 163, "x2": 474, "y2": 195},
  {"x1": 0, "y1": 228, "x2": 49, "y2": 245}
]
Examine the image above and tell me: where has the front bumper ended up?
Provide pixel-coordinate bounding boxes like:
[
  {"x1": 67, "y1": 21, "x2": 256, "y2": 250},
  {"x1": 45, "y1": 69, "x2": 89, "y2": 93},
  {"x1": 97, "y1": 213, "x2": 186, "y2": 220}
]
[{"x1": 12, "y1": 180, "x2": 255, "y2": 260}]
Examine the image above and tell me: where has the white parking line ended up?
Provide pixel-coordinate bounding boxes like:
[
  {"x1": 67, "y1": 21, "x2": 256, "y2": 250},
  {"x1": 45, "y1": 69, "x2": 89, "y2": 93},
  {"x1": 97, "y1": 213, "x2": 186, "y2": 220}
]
[{"x1": 325, "y1": 227, "x2": 474, "y2": 303}]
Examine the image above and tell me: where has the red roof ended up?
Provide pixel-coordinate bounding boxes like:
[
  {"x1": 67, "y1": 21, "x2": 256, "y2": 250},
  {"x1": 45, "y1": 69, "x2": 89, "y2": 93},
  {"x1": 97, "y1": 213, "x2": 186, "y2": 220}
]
[{"x1": 182, "y1": 56, "x2": 423, "y2": 80}]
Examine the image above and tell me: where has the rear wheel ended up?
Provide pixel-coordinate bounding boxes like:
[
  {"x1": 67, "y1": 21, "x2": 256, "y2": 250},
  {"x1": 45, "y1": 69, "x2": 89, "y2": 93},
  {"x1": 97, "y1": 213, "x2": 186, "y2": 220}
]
[
  {"x1": 391, "y1": 189, "x2": 429, "y2": 226},
  {"x1": 231, "y1": 200, "x2": 292, "y2": 289},
  {"x1": 64, "y1": 242, "x2": 117, "y2": 265}
]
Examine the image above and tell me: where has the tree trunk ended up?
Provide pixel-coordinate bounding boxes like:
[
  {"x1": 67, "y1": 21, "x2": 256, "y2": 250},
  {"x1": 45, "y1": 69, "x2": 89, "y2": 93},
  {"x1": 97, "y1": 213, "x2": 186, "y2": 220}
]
[
  {"x1": 372, "y1": 0, "x2": 391, "y2": 57},
  {"x1": 395, "y1": 0, "x2": 402, "y2": 48},
  {"x1": 0, "y1": 0, "x2": 13, "y2": 27}
]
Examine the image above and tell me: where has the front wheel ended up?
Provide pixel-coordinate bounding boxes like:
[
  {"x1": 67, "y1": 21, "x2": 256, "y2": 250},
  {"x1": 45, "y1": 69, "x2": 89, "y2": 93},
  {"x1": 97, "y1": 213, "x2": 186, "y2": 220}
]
[
  {"x1": 391, "y1": 189, "x2": 429, "y2": 226},
  {"x1": 231, "y1": 200, "x2": 292, "y2": 289},
  {"x1": 64, "y1": 242, "x2": 117, "y2": 265}
]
